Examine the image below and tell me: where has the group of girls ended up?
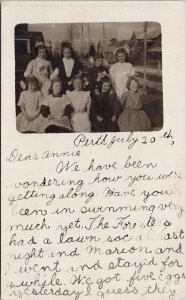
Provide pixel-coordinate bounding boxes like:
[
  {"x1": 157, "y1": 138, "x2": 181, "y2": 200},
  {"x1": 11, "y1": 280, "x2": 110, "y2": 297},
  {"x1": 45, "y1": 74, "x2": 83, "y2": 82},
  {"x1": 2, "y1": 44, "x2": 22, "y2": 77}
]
[{"x1": 16, "y1": 43, "x2": 151, "y2": 133}]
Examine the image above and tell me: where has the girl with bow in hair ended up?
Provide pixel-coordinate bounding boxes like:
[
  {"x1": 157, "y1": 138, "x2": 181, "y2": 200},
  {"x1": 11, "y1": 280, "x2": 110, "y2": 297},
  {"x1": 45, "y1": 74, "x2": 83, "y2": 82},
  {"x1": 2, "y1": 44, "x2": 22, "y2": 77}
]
[
  {"x1": 90, "y1": 76, "x2": 121, "y2": 132},
  {"x1": 24, "y1": 43, "x2": 53, "y2": 98}
]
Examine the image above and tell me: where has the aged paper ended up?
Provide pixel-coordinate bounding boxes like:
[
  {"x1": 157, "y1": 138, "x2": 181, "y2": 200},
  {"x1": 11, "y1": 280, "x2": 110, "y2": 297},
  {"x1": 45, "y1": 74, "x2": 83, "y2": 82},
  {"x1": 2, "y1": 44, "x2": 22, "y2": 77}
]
[{"x1": 1, "y1": 1, "x2": 186, "y2": 300}]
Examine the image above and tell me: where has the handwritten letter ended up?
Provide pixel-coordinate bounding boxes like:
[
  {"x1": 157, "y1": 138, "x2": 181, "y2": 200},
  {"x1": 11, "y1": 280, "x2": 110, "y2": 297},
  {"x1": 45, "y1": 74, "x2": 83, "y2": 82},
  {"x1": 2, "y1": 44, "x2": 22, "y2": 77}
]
[
  {"x1": 2, "y1": 129, "x2": 185, "y2": 300},
  {"x1": 1, "y1": 2, "x2": 186, "y2": 300}
]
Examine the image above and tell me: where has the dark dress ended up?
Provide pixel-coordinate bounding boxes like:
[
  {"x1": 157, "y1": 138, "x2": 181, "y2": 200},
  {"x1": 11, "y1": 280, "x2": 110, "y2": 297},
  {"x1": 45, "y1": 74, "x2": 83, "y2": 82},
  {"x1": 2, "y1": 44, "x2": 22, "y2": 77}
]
[
  {"x1": 87, "y1": 66, "x2": 109, "y2": 94},
  {"x1": 57, "y1": 58, "x2": 82, "y2": 93},
  {"x1": 90, "y1": 91, "x2": 121, "y2": 132}
]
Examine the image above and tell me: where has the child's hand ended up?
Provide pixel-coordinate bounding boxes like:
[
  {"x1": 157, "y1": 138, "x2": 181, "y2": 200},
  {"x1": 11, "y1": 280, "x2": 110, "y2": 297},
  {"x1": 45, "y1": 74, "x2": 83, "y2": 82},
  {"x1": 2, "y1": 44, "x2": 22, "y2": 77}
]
[
  {"x1": 50, "y1": 68, "x2": 59, "y2": 80},
  {"x1": 20, "y1": 80, "x2": 26, "y2": 90},
  {"x1": 53, "y1": 68, "x2": 59, "y2": 76},
  {"x1": 95, "y1": 88, "x2": 101, "y2": 96},
  {"x1": 26, "y1": 116, "x2": 34, "y2": 123},
  {"x1": 111, "y1": 115, "x2": 116, "y2": 122},
  {"x1": 97, "y1": 116, "x2": 103, "y2": 122},
  {"x1": 48, "y1": 115, "x2": 54, "y2": 120},
  {"x1": 84, "y1": 77, "x2": 89, "y2": 86},
  {"x1": 110, "y1": 89, "x2": 115, "y2": 95},
  {"x1": 26, "y1": 116, "x2": 31, "y2": 123}
]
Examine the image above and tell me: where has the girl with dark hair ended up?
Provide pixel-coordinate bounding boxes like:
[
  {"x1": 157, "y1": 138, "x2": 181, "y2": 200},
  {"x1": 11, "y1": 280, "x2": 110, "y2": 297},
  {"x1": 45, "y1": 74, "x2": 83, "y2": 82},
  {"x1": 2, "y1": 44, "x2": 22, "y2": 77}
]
[
  {"x1": 109, "y1": 47, "x2": 135, "y2": 99},
  {"x1": 16, "y1": 76, "x2": 44, "y2": 133},
  {"x1": 52, "y1": 43, "x2": 82, "y2": 93},
  {"x1": 24, "y1": 44, "x2": 53, "y2": 98},
  {"x1": 90, "y1": 76, "x2": 121, "y2": 132},
  {"x1": 87, "y1": 53, "x2": 109, "y2": 94},
  {"x1": 118, "y1": 77, "x2": 151, "y2": 132}
]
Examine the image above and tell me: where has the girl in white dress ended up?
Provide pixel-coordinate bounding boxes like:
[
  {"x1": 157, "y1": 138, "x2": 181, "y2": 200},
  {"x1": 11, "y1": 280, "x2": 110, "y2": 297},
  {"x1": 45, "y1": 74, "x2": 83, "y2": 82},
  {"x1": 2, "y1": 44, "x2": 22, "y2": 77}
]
[
  {"x1": 110, "y1": 48, "x2": 135, "y2": 99},
  {"x1": 42, "y1": 79, "x2": 72, "y2": 133},
  {"x1": 24, "y1": 45, "x2": 53, "y2": 98},
  {"x1": 16, "y1": 76, "x2": 44, "y2": 133},
  {"x1": 66, "y1": 75, "x2": 91, "y2": 132}
]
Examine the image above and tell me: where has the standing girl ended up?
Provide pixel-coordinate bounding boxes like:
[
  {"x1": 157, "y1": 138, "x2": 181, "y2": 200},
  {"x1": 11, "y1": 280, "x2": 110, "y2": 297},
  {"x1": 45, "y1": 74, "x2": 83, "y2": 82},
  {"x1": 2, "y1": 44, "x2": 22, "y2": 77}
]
[
  {"x1": 87, "y1": 53, "x2": 109, "y2": 94},
  {"x1": 110, "y1": 48, "x2": 135, "y2": 99},
  {"x1": 118, "y1": 77, "x2": 151, "y2": 132},
  {"x1": 52, "y1": 43, "x2": 82, "y2": 93},
  {"x1": 41, "y1": 79, "x2": 73, "y2": 133},
  {"x1": 16, "y1": 76, "x2": 44, "y2": 133},
  {"x1": 24, "y1": 44, "x2": 53, "y2": 98},
  {"x1": 90, "y1": 76, "x2": 121, "y2": 132},
  {"x1": 66, "y1": 75, "x2": 91, "y2": 132}
]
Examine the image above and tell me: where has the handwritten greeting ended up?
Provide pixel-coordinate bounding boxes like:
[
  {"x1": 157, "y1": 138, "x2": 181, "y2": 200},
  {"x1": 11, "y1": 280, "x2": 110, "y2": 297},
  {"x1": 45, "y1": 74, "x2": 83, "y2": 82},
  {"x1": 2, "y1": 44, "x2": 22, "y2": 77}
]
[{"x1": 3, "y1": 131, "x2": 185, "y2": 300}]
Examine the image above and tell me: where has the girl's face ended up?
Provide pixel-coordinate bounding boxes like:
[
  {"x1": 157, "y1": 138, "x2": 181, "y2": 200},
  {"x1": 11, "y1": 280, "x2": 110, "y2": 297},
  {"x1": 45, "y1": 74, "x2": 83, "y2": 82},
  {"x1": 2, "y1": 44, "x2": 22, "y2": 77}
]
[
  {"x1": 38, "y1": 48, "x2": 47, "y2": 60},
  {"x1": 117, "y1": 52, "x2": 125, "y2": 63},
  {"x1": 52, "y1": 82, "x2": 62, "y2": 96},
  {"x1": 74, "y1": 79, "x2": 82, "y2": 91},
  {"x1": 95, "y1": 58, "x2": 102, "y2": 67},
  {"x1": 28, "y1": 81, "x2": 37, "y2": 92},
  {"x1": 102, "y1": 81, "x2": 110, "y2": 93},
  {"x1": 63, "y1": 48, "x2": 72, "y2": 59},
  {"x1": 130, "y1": 80, "x2": 139, "y2": 93}
]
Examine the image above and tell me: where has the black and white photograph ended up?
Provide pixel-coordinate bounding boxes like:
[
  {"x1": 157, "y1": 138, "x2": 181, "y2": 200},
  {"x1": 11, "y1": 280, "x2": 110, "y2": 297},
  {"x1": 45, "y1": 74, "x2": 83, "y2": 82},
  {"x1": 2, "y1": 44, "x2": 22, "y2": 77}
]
[
  {"x1": 15, "y1": 22, "x2": 163, "y2": 133},
  {"x1": 2, "y1": 2, "x2": 185, "y2": 300}
]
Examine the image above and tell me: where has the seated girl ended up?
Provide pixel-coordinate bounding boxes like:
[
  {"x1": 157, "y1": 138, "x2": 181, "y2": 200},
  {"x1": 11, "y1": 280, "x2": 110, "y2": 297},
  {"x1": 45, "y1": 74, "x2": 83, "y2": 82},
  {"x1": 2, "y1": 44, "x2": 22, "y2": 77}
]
[
  {"x1": 66, "y1": 75, "x2": 91, "y2": 133},
  {"x1": 90, "y1": 76, "x2": 121, "y2": 132},
  {"x1": 41, "y1": 78, "x2": 73, "y2": 133},
  {"x1": 16, "y1": 76, "x2": 44, "y2": 133},
  {"x1": 118, "y1": 77, "x2": 151, "y2": 132}
]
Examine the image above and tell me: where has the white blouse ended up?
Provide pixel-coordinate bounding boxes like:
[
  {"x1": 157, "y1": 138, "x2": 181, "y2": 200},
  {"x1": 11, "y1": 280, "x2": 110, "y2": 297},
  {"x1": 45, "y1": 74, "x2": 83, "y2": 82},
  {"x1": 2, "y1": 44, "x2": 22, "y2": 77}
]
[
  {"x1": 110, "y1": 62, "x2": 135, "y2": 98},
  {"x1": 66, "y1": 90, "x2": 91, "y2": 114},
  {"x1": 63, "y1": 57, "x2": 74, "y2": 77}
]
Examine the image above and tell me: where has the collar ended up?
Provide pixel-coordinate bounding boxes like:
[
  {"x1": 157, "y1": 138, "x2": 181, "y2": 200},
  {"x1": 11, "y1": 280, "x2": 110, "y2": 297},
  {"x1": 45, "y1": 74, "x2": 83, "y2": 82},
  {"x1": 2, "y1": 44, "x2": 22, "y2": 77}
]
[
  {"x1": 63, "y1": 57, "x2": 73, "y2": 62},
  {"x1": 36, "y1": 57, "x2": 46, "y2": 62}
]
